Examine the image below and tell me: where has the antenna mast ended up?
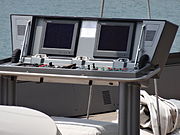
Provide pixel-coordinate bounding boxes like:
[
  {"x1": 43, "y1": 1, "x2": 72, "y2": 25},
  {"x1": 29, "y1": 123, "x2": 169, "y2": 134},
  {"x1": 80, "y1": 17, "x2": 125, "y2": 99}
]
[
  {"x1": 147, "y1": 0, "x2": 152, "y2": 19},
  {"x1": 100, "y1": 0, "x2": 105, "y2": 17}
]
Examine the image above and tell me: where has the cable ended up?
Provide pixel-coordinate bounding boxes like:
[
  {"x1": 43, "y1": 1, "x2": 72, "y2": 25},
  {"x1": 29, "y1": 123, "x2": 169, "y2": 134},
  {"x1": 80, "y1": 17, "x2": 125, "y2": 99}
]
[
  {"x1": 19, "y1": 20, "x2": 31, "y2": 63},
  {"x1": 154, "y1": 79, "x2": 162, "y2": 135},
  {"x1": 134, "y1": 24, "x2": 146, "y2": 68}
]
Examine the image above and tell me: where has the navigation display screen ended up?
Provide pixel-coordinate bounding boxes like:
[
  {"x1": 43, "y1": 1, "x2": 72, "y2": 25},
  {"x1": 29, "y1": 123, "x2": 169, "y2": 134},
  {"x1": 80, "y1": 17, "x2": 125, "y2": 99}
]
[
  {"x1": 40, "y1": 20, "x2": 79, "y2": 56},
  {"x1": 98, "y1": 25, "x2": 130, "y2": 51},
  {"x1": 43, "y1": 23, "x2": 74, "y2": 49},
  {"x1": 94, "y1": 22, "x2": 134, "y2": 59}
]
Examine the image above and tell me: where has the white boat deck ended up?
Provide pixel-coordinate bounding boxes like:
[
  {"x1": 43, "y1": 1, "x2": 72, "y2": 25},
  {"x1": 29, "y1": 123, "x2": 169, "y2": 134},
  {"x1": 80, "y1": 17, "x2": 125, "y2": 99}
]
[
  {"x1": 79, "y1": 111, "x2": 153, "y2": 135},
  {"x1": 82, "y1": 111, "x2": 117, "y2": 122}
]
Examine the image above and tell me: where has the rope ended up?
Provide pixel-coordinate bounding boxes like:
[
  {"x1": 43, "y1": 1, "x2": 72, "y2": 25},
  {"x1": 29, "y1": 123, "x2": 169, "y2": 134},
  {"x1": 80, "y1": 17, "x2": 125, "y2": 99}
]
[{"x1": 154, "y1": 79, "x2": 162, "y2": 135}]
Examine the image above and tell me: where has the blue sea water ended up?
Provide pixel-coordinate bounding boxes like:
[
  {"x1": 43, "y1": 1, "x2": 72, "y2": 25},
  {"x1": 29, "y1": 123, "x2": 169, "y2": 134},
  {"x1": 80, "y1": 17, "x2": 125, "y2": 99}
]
[{"x1": 0, "y1": 0, "x2": 180, "y2": 59}]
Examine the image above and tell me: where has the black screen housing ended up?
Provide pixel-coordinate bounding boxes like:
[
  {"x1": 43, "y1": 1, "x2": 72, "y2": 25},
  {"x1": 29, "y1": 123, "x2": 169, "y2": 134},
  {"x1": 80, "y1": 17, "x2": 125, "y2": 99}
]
[
  {"x1": 39, "y1": 19, "x2": 79, "y2": 56},
  {"x1": 94, "y1": 22, "x2": 134, "y2": 59}
]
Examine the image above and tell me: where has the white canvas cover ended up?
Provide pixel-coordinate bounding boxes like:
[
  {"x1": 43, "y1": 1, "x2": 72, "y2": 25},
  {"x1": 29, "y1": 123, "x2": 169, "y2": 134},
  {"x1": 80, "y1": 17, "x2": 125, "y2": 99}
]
[
  {"x1": 0, "y1": 105, "x2": 61, "y2": 135},
  {"x1": 140, "y1": 90, "x2": 180, "y2": 135}
]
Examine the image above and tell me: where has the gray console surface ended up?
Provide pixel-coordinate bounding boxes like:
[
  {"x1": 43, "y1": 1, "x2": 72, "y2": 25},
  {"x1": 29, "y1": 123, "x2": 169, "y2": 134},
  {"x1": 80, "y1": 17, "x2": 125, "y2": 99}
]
[{"x1": 0, "y1": 64, "x2": 146, "y2": 79}]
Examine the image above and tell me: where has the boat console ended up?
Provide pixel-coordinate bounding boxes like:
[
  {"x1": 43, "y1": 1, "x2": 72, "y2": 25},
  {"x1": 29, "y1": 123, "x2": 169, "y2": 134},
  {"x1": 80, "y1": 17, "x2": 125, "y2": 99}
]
[
  {"x1": 0, "y1": 15, "x2": 178, "y2": 79},
  {"x1": 0, "y1": 14, "x2": 178, "y2": 135}
]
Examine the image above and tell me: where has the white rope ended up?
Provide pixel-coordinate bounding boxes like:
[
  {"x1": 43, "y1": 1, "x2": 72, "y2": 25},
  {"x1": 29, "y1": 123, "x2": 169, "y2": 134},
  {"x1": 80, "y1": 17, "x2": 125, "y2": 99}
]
[{"x1": 154, "y1": 79, "x2": 162, "y2": 135}]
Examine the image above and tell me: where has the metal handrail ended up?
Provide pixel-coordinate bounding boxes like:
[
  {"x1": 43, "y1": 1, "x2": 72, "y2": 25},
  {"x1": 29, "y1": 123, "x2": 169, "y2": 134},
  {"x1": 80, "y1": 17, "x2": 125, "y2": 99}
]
[
  {"x1": 19, "y1": 21, "x2": 31, "y2": 63},
  {"x1": 0, "y1": 67, "x2": 160, "y2": 83}
]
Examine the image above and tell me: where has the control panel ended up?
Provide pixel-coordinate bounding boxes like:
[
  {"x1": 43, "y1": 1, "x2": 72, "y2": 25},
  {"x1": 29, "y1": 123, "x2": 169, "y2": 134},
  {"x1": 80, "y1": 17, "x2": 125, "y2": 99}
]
[{"x1": 0, "y1": 14, "x2": 177, "y2": 79}]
